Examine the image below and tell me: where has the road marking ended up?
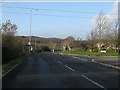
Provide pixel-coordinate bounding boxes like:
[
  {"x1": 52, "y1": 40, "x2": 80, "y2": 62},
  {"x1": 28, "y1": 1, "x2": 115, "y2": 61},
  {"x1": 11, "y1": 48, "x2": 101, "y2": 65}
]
[
  {"x1": 73, "y1": 57, "x2": 87, "y2": 61},
  {"x1": 2, "y1": 60, "x2": 24, "y2": 77},
  {"x1": 100, "y1": 63, "x2": 120, "y2": 70},
  {"x1": 92, "y1": 59, "x2": 95, "y2": 62},
  {"x1": 81, "y1": 75, "x2": 107, "y2": 90},
  {"x1": 60, "y1": 53, "x2": 63, "y2": 55},
  {"x1": 92, "y1": 59, "x2": 120, "y2": 70},
  {"x1": 64, "y1": 65, "x2": 75, "y2": 71},
  {"x1": 57, "y1": 60, "x2": 63, "y2": 64}
]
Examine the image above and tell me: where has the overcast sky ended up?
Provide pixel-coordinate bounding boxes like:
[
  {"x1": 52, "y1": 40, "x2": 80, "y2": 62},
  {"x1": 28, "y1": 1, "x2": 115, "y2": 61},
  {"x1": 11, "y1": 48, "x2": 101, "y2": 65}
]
[{"x1": 1, "y1": 1, "x2": 117, "y2": 40}]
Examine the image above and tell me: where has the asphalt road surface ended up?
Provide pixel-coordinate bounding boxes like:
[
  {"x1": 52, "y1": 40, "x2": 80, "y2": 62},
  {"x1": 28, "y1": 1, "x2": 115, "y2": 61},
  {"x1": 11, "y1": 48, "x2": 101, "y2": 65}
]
[{"x1": 3, "y1": 52, "x2": 119, "y2": 89}]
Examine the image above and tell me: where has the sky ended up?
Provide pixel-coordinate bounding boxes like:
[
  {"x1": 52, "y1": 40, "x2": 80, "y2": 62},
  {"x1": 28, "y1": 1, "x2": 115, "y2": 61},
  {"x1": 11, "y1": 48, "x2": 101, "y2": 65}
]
[{"x1": 1, "y1": 1, "x2": 117, "y2": 40}]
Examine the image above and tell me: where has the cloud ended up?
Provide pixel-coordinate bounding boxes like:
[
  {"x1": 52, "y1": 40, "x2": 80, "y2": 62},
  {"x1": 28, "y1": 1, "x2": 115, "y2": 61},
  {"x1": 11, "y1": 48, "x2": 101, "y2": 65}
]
[
  {"x1": 106, "y1": 1, "x2": 118, "y2": 22},
  {"x1": 90, "y1": 14, "x2": 97, "y2": 25},
  {"x1": 90, "y1": 1, "x2": 118, "y2": 25}
]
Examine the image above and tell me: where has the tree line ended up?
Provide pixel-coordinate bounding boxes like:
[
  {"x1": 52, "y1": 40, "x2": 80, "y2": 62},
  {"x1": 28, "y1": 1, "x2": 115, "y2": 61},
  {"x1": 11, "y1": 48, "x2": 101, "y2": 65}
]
[
  {"x1": 87, "y1": 11, "x2": 119, "y2": 53},
  {"x1": 1, "y1": 11, "x2": 119, "y2": 64}
]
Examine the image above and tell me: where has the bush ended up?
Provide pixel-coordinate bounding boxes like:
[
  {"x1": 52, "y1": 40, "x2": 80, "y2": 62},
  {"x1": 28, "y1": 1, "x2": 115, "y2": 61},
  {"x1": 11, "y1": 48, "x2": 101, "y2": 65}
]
[
  {"x1": 2, "y1": 20, "x2": 25, "y2": 64},
  {"x1": 2, "y1": 38, "x2": 25, "y2": 64},
  {"x1": 41, "y1": 46, "x2": 51, "y2": 51}
]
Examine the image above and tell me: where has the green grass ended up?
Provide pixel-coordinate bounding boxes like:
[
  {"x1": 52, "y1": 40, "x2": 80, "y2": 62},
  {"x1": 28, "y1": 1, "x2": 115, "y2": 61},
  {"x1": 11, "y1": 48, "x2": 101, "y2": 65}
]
[
  {"x1": 2, "y1": 58, "x2": 22, "y2": 75},
  {"x1": 2, "y1": 52, "x2": 33, "y2": 75},
  {"x1": 64, "y1": 50, "x2": 119, "y2": 56}
]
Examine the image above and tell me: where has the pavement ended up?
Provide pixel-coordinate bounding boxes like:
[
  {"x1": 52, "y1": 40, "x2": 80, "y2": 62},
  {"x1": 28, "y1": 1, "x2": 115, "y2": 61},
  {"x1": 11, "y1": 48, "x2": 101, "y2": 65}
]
[{"x1": 2, "y1": 52, "x2": 119, "y2": 89}]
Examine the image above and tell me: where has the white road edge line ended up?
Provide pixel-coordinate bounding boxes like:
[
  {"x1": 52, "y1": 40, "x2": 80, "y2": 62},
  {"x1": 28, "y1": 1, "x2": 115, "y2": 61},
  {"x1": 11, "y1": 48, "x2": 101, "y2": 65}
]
[
  {"x1": 64, "y1": 65, "x2": 75, "y2": 71},
  {"x1": 92, "y1": 59, "x2": 120, "y2": 70},
  {"x1": 73, "y1": 57, "x2": 87, "y2": 61},
  {"x1": 2, "y1": 60, "x2": 23, "y2": 78},
  {"x1": 57, "y1": 60, "x2": 63, "y2": 64},
  {"x1": 81, "y1": 75, "x2": 108, "y2": 90}
]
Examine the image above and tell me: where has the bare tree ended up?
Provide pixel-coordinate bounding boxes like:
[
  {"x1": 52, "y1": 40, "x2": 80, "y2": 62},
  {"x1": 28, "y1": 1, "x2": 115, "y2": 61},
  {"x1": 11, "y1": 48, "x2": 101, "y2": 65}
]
[
  {"x1": 63, "y1": 36, "x2": 75, "y2": 50},
  {"x1": 118, "y1": 24, "x2": 120, "y2": 54},
  {"x1": 87, "y1": 10, "x2": 119, "y2": 53},
  {"x1": 2, "y1": 20, "x2": 17, "y2": 35},
  {"x1": 88, "y1": 11, "x2": 111, "y2": 52},
  {"x1": 108, "y1": 21, "x2": 119, "y2": 53},
  {"x1": 87, "y1": 28, "x2": 98, "y2": 52}
]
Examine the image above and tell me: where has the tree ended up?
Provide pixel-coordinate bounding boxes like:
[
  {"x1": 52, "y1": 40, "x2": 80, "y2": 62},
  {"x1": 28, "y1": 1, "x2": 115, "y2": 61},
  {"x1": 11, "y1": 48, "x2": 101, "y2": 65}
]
[
  {"x1": 108, "y1": 21, "x2": 119, "y2": 53},
  {"x1": 2, "y1": 20, "x2": 17, "y2": 49},
  {"x1": 2, "y1": 20, "x2": 24, "y2": 64},
  {"x1": 87, "y1": 11, "x2": 119, "y2": 53},
  {"x1": 95, "y1": 11, "x2": 111, "y2": 51},
  {"x1": 88, "y1": 11, "x2": 112, "y2": 52},
  {"x1": 87, "y1": 28, "x2": 98, "y2": 52},
  {"x1": 118, "y1": 24, "x2": 120, "y2": 54},
  {"x1": 2, "y1": 20, "x2": 17, "y2": 35},
  {"x1": 63, "y1": 36, "x2": 75, "y2": 50},
  {"x1": 41, "y1": 46, "x2": 51, "y2": 51}
]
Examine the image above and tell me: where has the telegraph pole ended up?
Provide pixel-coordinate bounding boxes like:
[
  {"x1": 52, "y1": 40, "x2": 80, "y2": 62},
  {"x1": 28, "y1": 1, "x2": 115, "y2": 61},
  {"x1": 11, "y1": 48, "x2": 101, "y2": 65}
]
[
  {"x1": 35, "y1": 37, "x2": 37, "y2": 50},
  {"x1": 29, "y1": 9, "x2": 32, "y2": 52}
]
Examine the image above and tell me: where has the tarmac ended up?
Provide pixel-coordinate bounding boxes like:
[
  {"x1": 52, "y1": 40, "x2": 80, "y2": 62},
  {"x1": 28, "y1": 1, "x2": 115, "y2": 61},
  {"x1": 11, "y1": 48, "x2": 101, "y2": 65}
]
[
  {"x1": 93, "y1": 56, "x2": 120, "y2": 70},
  {"x1": 63, "y1": 53, "x2": 120, "y2": 70}
]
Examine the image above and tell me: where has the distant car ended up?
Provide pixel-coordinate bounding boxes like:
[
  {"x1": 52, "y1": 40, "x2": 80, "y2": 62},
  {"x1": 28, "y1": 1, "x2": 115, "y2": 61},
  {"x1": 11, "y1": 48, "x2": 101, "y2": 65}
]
[
  {"x1": 37, "y1": 49, "x2": 42, "y2": 52},
  {"x1": 100, "y1": 49, "x2": 106, "y2": 53},
  {"x1": 41, "y1": 46, "x2": 51, "y2": 51}
]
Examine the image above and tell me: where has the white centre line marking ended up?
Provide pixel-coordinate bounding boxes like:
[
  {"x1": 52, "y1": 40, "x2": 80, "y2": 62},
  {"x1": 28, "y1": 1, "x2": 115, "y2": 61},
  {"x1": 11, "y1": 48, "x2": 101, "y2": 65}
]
[
  {"x1": 73, "y1": 57, "x2": 87, "y2": 61},
  {"x1": 81, "y1": 75, "x2": 108, "y2": 90},
  {"x1": 57, "y1": 60, "x2": 63, "y2": 64},
  {"x1": 65, "y1": 65, "x2": 75, "y2": 71},
  {"x1": 92, "y1": 59, "x2": 95, "y2": 62}
]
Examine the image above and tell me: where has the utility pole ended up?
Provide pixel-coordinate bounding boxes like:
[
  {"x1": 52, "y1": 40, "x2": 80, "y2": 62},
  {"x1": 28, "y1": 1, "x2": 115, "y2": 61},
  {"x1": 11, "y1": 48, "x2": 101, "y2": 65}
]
[
  {"x1": 61, "y1": 40, "x2": 63, "y2": 52},
  {"x1": 35, "y1": 37, "x2": 37, "y2": 51},
  {"x1": 28, "y1": 9, "x2": 32, "y2": 52},
  {"x1": 52, "y1": 43, "x2": 55, "y2": 53}
]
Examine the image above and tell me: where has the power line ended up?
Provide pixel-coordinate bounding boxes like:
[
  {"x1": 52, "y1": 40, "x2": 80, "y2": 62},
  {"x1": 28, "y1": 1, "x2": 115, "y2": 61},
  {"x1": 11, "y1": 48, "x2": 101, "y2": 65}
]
[
  {"x1": 0, "y1": 11, "x2": 97, "y2": 19},
  {"x1": 0, "y1": 5, "x2": 118, "y2": 16},
  {"x1": 1, "y1": 5, "x2": 53, "y2": 11},
  {"x1": 1, "y1": 11, "x2": 118, "y2": 20},
  {"x1": 2, "y1": 11, "x2": 63, "y2": 17}
]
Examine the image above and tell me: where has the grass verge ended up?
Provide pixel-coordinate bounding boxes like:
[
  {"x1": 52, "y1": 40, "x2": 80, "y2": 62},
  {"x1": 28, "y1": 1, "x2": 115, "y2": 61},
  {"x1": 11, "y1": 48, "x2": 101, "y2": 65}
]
[
  {"x1": 2, "y1": 53, "x2": 32, "y2": 75},
  {"x1": 2, "y1": 58, "x2": 22, "y2": 75},
  {"x1": 64, "y1": 50, "x2": 119, "y2": 56}
]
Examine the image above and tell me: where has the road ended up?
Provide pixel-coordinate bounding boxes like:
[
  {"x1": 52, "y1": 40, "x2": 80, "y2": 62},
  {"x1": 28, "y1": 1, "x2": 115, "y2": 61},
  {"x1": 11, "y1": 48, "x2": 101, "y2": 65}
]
[{"x1": 3, "y1": 52, "x2": 119, "y2": 89}]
